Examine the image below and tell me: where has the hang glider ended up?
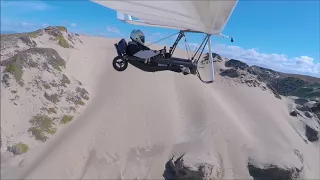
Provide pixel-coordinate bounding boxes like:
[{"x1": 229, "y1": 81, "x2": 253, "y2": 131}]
[{"x1": 91, "y1": 0, "x2": 238, "y2": 83}]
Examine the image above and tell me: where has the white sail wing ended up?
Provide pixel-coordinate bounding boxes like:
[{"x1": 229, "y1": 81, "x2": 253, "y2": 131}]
[{"x1": 91, "y1": 0, "x2": 238, "y2": 35}]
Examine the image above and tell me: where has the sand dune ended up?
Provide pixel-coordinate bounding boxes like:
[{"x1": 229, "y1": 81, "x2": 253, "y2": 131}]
[{"x1": 1, "y1": 30, "x2": 319, "y2": 180}]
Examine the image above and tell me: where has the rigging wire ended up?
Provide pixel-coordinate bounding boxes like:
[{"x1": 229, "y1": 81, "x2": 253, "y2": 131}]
[
  {"x1": 146, "y1": 32, "x2": 180, "y2": 47},
  {"x1": 184, "y1": 36, "x2": 190, "y2": 59}
]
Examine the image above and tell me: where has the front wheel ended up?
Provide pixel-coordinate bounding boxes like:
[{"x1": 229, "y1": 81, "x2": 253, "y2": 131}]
[{"x1": 112, "y1": 56, "x2": 128, "y2": 71}]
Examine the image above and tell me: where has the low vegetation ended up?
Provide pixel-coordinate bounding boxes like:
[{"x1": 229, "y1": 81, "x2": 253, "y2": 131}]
[
  {"x1": 4, "y1": 60, "x2": 23, "y2": 86},
  {"x1": 28, "y1": 127, "x2": 48, "y2": 142},
  {"x1": 67, "y1": 95, "x2": 85, "y2": 106},
  {"x1": 42, "y1": 81, "x2": 51, "y2": 89},
  {"x1": 50, "y1": 55, "x2": 66, "y2": 71},
  {"x1": 60, "y1": 74, "x2": 71, "y2": 87},
  {"x1": 28, "y1": 31, "x2": 39, "y2": 38},
  {"x1": 8, "y1": 142, "x2": 29, "y2": 155},
  {"x1": 41, "y1": 107, "x2": 57, "y2": 114},
  {"x1": 44, "y1": 92, "x2": 60, "y2": 104},
  {"x1": 290, "y1": 83, "x2": 320, "y2": 99},
  {"x1": 69, "y1": 106, "x2": 77, "y2": 112},
  {"x1": 76, "y1": 87, "x2": 89, "y2": 100},
  {"x1": 28, "y1": 114, "x2": 57, "y2": 142},
  {"x1": 15, "y1": 142, "x2": 29, "y2": 153},
  {"x1": 61, "y1": 115, "x2": 74, "y2": 124},
  {"x1": 75, "y1": 99, "x2": 85, "y2": 106},
  {"x1": 56, "y1": 35, "x2": 69, "y2": 48},
  {"x1": 56, "y1": 26, "x2": 67, "y2": 32}
]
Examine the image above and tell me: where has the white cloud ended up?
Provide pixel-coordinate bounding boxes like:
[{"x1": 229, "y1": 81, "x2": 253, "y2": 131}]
[
  {"x1": 70, "y1": 23, "x2": 77, "y2": 27},
  {"x1": 106, "y1": 26, "x2": 120, "y2": 34},
  {"x1": 21, "y1": 22, "x2": 35, "y2": 27},
  {"x1": 210, "y1": 44, "x2": 320, "y2": 77}
]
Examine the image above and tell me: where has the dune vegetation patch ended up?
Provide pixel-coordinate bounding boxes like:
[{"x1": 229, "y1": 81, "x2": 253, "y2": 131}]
[
  {"x1": 50, "y1": 59, "x2": 64, "y2": 71},
  {"x1": 60, "y1": 115, "x2": 74, "y2": 124},
  {"x1": 56, "y1": 26, "x2": 67, "y2": 32},
  {"x1": 3, "y1": 56, "x2": 24, "y2": 86},
  {"x1": 60, "y1": 74, "x2": 71, "y2": 87},
  {"x1": 42, "y1": 81, "x2": 51, "y2": 89},
  {"x1": 28, "y1": 114, "x2": 57, "y2": 142},
  {"x1": 56, "y1": 35, "x2": 69, "y2": 48},
  {"x1": 8, "y1": 142, "x2": 29, "y2": 155},
  {"x1": 41, "y1": 107, "x2": 57, "y2": 114},
  {"x1": 27, "y1": 31, "x2": 40, "y2": 39},
  {"x1": 76, "y1": 87, "x2": 89, "y2": 100},
  {"x1": 66, "y1": 95, "x2": 85, "y2": 106},
  {"x1": 28, "y1": 127, "x2": 48, "y2": 142},
  {"x1": 75, "y1": 99, "x2": 85, "y2": 106},
  {"x1": 44, "y1": 92, "x2": 60, "y2": 104},
  {"x1": 69, "y1": 106, "x2": 77, "y2": 113}
]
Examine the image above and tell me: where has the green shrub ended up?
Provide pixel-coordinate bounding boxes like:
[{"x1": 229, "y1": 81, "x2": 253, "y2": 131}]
[
  {"x1": 5, "y1": 62, "x2": 23, "y2": 83},
  {"x1": 14, "y1": 142, "x2": 29, "y2": 154},
  {"x1": 28, "y1": 127, "x2": 48, "y2": 142},
  {"x1": 75, "y1": 99, "x2": 85, "y2": 106},
  {"x1": 44, "y1": 92, "x2": 60, "y2": 104},
  {"x1": 61, "y1": 115, "x2": 74, "y2": 124},
  {"x1": 29, "y1": 115, "x2": 57, "y2": 141},
  {"x1": 41, "y1": 107, "x2": 57, "y2": 114},
  {"x1": 60, "y1": 74, "x2": 71, "y2": 87},
  {"x1": 56, "y1": 26, "x2": 67, "y2": 32},
  {"x1": 76, "y1": 87, "x2": 89, "y2": 100},
  {"x1": 56, "y1": 35, "x2": 69, "y2": 48},
  {"x1": 69, "y1": 106, "x2": 77, "y2": 112},
  {"x1": 42, "y1": 81, "x2": 51, "y2": 89},
  {"x1": 28, "y1": 32, "x2": 38, "y2": 38}
]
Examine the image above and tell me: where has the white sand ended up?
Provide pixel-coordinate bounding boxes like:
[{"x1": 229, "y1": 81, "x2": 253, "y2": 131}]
[{"x1": 1, "y1": 34, "x2": 319, "y2": 179}]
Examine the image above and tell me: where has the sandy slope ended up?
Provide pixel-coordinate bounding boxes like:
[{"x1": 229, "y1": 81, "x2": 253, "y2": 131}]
[{"x1": 1, "y1": 35, "x2": 319, "y2": 179}]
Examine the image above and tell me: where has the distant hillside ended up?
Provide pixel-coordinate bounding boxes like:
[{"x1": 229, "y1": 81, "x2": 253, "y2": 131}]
[
  {"x1": 0, "y1": 30, "x2": 18, "y2": 35},
  {"x1": 207, "y1": 52, "x2": 320, "y2": 100},
  {"x1": 251, "y1": 65, "x2": 320, "y2": 99}
]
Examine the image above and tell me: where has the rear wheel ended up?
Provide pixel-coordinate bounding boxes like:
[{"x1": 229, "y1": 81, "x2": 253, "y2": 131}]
[{"x1": 112, "y1": 56, "x2": 128, "y2": 71}]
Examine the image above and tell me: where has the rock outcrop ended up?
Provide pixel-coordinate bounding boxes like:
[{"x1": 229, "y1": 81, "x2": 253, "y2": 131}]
[
  {"x1": 305, "y1": 125, "x2": 318, "y2": 142},
  {"x1": 163, "y1": 154, "x2": 222, "y2": 180}
]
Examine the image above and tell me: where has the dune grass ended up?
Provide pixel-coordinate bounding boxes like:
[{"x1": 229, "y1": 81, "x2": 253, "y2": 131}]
[
  {"x1": 44, "y1": 92, "x2": 60, "y2": 104},
  {"x1": 28, "y1": 127, "x2": 48, "y2": 142},
  {"x1": 5, "y1": 62, "x2": 23, "y2": 85},
  {"x1": 28, "y1": 114, "x2": 57, "y2": 142},
  {"x1": 61, "y1": 115, "x2": 74, "y2": 124},
  {"x1": 28, "y1": 31, "x2": 39, "y2": 38},
  {"x1": 56, "y1": 35, "x2": 69, "y2": 48},
  {"x1": 66, "y1": 95, "x2": 85, "y2": 106},
  {"x1": 56, "y1": 26, "x2": 67, "y2": 32},
  {"x1": 41, "y1": 107, "x2": 57, "y2": 114},
  {"x1": 76, "y1": 87, "x2": 89, "y2": 100},
  {"x1": 14, "y1": 142, "x2": 29, "y2": 154},
  {"x1": 60, "y1": 74, "x2": 71, "y2": 87},
  {"x1": 69, "y1": 106, "x2": 77, "y2": 112},
  {"x1": 75, "y1": 99, "x2": 85, "y2": 106}
]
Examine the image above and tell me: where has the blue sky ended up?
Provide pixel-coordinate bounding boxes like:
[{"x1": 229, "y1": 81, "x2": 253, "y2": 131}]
[{"x1": 1, "y1": 0, "x2": 319, "y2": 77}]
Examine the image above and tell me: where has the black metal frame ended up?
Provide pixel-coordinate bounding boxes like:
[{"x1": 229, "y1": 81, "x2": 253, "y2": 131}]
[{"x1": 113, "y1": 30, "x2": 213, "y2": 84}]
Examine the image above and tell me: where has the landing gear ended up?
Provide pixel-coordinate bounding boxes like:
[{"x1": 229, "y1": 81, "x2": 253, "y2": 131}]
[{"x1": 112, "y1": 56, "x2": 128, "y2": 71}]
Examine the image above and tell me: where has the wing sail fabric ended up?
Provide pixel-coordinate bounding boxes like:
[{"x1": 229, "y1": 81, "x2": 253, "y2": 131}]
[
  {"x1": 91, "y1": 0, "x2": 238, "y2": 35},
  {"x1": 116, "y1": 12, "x2": 187, "y2": 31}
]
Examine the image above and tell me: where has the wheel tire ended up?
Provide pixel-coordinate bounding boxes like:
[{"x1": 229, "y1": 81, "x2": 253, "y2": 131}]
[{"x1": 112, "y1": 56, "x2": 128, "y2": 71}]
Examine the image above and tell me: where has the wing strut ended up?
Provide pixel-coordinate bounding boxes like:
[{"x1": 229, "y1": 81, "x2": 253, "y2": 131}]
[{"x1": 208, "y1": 35, "x2": 214, "y2": 82}]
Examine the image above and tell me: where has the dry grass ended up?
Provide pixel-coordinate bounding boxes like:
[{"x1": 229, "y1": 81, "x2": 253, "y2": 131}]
[
  {"x1": 61, "y1": 115, "x2": 74, "y2": 124},
  {"x1": 28, "y1": 114, "x2": 57, "y2": 142}
]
